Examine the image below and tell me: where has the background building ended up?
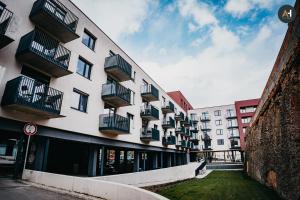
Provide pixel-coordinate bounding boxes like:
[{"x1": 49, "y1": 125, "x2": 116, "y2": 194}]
[
  {"x1": 235, "y1": 99, "x2": 260, "y2": 150},
  {"x1": 167, "y1": 91, "x2": 193, "y2": 112}
]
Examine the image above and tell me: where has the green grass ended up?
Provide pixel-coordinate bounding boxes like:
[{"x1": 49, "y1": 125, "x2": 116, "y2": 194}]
[{"x1": 156, "y1": 171, "x2": 282, "y2": 200}]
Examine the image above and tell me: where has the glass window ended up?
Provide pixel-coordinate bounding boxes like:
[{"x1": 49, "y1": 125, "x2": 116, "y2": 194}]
[
  {"x1": 82, "y1": 30, "x2": 96, "y2": 50},
  {"x1": 241, "y1": 117, "x2": 252, "y2": 124},
  {"x1": 216, "y1": 129, "x2": 223, "y2": 135},
  {"x1": 215, "y1": 119, "x2": 222, "y2": 126},
  {"x1": 214, "y1": 110, "x2": 221, "y2": 116},
  {"x1": 76, "y1": 57, "x2": 92, "y2": 79},
  {"x1": 217, "y1": 139, "x2": 224, "y2": 145},
  {"x1": 71, "y1": 89, "x2": 88, "y2": 112}
]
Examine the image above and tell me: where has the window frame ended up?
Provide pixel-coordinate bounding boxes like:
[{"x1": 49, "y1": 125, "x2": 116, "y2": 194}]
[
  {"x1": 217, "y1": 139, "x2": 224, "y2": 145},
  {"x1": 71, "y1": 88, "x2": 89, "y2": 113},
  {"x1": 76, "y1": 56, "x2": 93, "y2": 80},
  {"x1": 214, "y1": 110, "x2": 221, "y2": 116},
  {"x1": 216, "y1": 129, "x2": 223, "y2": 135},
  {"x1": 82, "y1": 29, "x2": 96, "y2": 50},
  {"x1": 215, "y1": 119, "x2": 222, "y2": 126}
]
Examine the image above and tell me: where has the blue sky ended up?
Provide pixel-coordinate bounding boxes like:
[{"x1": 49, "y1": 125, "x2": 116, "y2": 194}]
[{"x1": 71, "y1": 0, "x2": 295, "y2": 108}]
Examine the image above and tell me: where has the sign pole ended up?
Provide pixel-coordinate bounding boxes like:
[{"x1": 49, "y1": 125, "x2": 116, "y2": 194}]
[{"x1": 22, "y1": 135, "x2": 31, "y2": 175}]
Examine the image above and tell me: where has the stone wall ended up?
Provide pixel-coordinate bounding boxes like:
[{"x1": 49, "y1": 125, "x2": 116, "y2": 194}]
[{"x1": 245, "y1": 2, "x2": 300, "y2": 200}]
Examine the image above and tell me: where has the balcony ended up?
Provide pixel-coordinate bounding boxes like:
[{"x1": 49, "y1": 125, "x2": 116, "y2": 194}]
[
  {"x1": 190, "y1": 126, "x2": 199, "y2": 133},
  {"x1": 1, "y1": 76, "x2": 63, "y2": 118},
  {"x1": 101, "y1": 82, "x2": 131, "y2": 108},
  {"x1": 185, "y1": 129, "x2": 191, "y2": 137},
  {"x1": 163, "y1": 135, "x2": 176, "y2": 146},
  {"x1": 183, "y1": 117, "x2": 191, "y2": 127},
  {"x1": 175, "y1": 127, "x2": 186, "y2": 135},
  {"x1": 228, "y1": 133, "x2": 240, "y2": 139},
  {"x1": 0, "y1": 2, "x2": 14, "y2": 49},
  {"x1": 16, "y1": 29, "x2": 72, "y2": 77},
  {"x1": 225, "y1": 111, "x2": 237, "y2": 119},
  {"x1": 230, "y1": 138, "x2": 241, "y2": 150},
  {"x1": 190, "y1": 133, "x2": 200, "y2": 143},
  {"x1": 181, "y1": 140, "x2": 188, "y2": 148},
  {"x1": 190, "y1": 114, "x2": 199, "y2": 123},
  {"x1": 104, "y1": 54, "x2": 132, "y2": 82},
  {"x1": 162, "y1": 117, "x2": 175, "y2": 129},
  {"x1": 140, "y1": 128, "x2": 160, "y2": 141},
  {"x1": 140, "y1": 105, "x2": 159, "y2": 121},
  {"x1": 99, "y1": 114, "x2": 129, "y2": 134},
  {"x1": 227, "y1": 123, "x2": 239, "y2": 129},
  {"x1": 30, "y1": 0, "x2": 79, "y2": 43},
  {"x1": 141, "y1": 84, "x2": 159, "y2": 102},
  {"x1": 200, "y1": 115, "x2": 211, "y2": 121},
  {"x1": 187, "y1": 141, "x2": 192, "y2": 149},
  {"x1": 175, "y1": 112, "x2": 185, "y2": 121},
  {"x1": 200, "y1": 124, "x2": 211, "y2": 131},
  {"x1": 161, "y1": 101, "x2": 175, "y2": 114},
  {"x1": 201, "y1": 134, "x2": 212, "y2": 141}
]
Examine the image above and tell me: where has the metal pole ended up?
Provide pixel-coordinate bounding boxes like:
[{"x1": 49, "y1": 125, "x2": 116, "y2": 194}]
[{"x1": 22, "y1": 135, "x2": 31, "y2": 175}]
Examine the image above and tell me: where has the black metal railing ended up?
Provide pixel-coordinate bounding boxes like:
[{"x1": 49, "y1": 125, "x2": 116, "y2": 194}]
[
  {"x1": 163, "y1": 135, "x2": 176, "y2": 145},
  {"x1": 102, "y1": 82, "x2": 131, "y2": 103},
  {"x1": 99, "y1": 114, "x2": 129, "y2": 133},
  {"x1": 190, "y1": 114, "x2": 199, "y2": 122},
  {"x1": 0, "y1": 3, "x2": 13, "y2": 35},
  {"x1": 195, "y1": 160, "x2": 207, "y2": 176},
  {"x1": 141, "y1": 84, "x2": 159, "y2": 99},
  {"x1": 162, "y1": 101, "x2": 175, "y2": 112},
  {"x1": 175, "y1": 111, "x2": 185, "y2": 120},
  {"x1": 31, "y1": 0, "x2": 78, "y2": 32},
  {"x1": 140, "y1": 105, "x2": 159, "y2": 119},
  {"x1": 162, "y1": 117, "x2": 175, "y2": 128},
  {"x1": 181, "y1": 140, "x2": 188, "y2": 148},
  {"x1": 1, "y1": 76, "x2": 63, "y2": 115},
  {"x1": 140, "y1": 128, "x2": 160, "y2": 141},
  {"x1": 104, "y1": 54, "x2": 132, "y2": 79},
  {"x1": 16, "y1": 29, "x2": 71, "y2": 69}
]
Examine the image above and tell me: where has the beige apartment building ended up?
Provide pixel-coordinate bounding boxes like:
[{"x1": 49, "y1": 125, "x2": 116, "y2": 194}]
[{"x1": 0, "y1": 0, "x2": 196, "y2": 177}]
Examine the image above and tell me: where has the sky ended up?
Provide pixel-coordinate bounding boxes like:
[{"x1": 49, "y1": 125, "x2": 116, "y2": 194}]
[{"x1": 71, "y1": 0, "x2": 295, "y2": 108}]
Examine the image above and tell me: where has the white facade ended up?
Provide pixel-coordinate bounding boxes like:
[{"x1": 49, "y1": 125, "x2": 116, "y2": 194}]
[{"x1": 188, "y1": 104, "x2": 241, "y2": 160}]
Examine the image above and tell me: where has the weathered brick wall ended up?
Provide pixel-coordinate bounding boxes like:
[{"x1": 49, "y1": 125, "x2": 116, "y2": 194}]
[{"x1": 246, "y1": 2, "x2": 300, "y2": 200}]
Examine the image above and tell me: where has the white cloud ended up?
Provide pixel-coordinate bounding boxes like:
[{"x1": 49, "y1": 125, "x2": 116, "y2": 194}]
[
  {"x1": 178, "y1": 0, "x2": 218, "y2": 28},
  {"x1": 138, "y1": 20, "x2": 287, "y2": 107},
  {"x1": 225, "y1": 0, "x2": 277, "y2": 17},
  {"x1": 71, "y1": 0, "x2": 152, "y2": 40}
]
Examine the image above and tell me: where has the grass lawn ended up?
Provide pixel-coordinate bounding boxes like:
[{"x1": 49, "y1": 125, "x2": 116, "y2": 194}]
[{"x1": 156, "y1": 171, "x2": 282, "y2": 200}]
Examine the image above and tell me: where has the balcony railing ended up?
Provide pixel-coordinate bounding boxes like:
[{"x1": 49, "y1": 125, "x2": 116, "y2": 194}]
[
  {"x1": 141, "y1": 84, "x2": 159, "y2": 102},
  {"x1": 102, "y1": 82, "x2": 131, "y2": 108},
  {"x1": 228, "y1": 133, "x2": 240, "y2": 139},
  {"x1": 183, "y1": 117, "x2": 191, "y2": 127},
  {"x1": 190, "y1": 126, "x2": 199, "y2": 133},
  {"x1": 200, "y1": 124, "x2": 211, "y2": 131},
  {"x1": 201, "y1": 134, "x2": 212, "y2": 141},
  {"x1": 190, "y1": 114, "x2": 199, "y2": 123},
  {"x1": 140, "y1": 128, "x2": 160, "y2": 141},
  {"x1": 140, "y1": 105, "x2": 159, "y2": 120},
  {"x1": 225, "y1": 111, "x2": 237, "y2": 119},
  {"x1": 227, "y1": 122, "x2": 239, "y2": 129},
  {"x1": 1, "y1": 76, "x2": 63, "y2": 118},
  {"x1": 181, "y1": 140, "x2": 188, "y2": 148},
  {"x1": 175, "y1": 127, "x2": 186, "y2": 135},
  {"x1": 104, "y1": 54, "x2": 132, "y2": 82},
  {"x1": 0, "y1": 2, "x2": 14, "y2": 48},
  {"x1": 190, "y1": 132, "x2": 200, "y2": 142},
  {"x1": 162, "y1": 117, "x2": 175, "y2": 129},
  {"x1": 16, "y1": 29, "x2": 72, "y2": 77},
  {"x1": 163, "y1": 135, "x2": 176, "y2": 145},
  {"x1": 175, "y1": 111, "x2": 185, "y2": 121},
  {"x1": 200, "y1": 115, "x2": 211, "y2": 121},
  {"x1": 161, "y1": 101, "x2": 175, "y2": 114},
  {"x1": 30, "y1": 0, "x2": 79, "y2": 42},
  {"x1": 99, "y1": 114, "x2": 129, "y2": 134}
]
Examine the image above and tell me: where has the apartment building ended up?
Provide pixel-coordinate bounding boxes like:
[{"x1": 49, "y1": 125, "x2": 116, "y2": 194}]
[
  {"x1": 234, "y1": 99, "x2": 260, "y2": 150},
  {"x1": 188, "y1": 104, "x2": 242, "y2": 162},
  {"x1": 0, "y1": 0, "x2": 195, "y2": 178}
]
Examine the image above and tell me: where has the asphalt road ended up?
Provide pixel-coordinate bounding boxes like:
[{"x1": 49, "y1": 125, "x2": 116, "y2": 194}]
[{"x1": 0, "y1": 178, "x2": 83, "y2": 200}]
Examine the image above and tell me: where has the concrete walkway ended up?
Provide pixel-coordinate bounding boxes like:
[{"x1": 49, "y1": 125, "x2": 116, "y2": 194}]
[{"x1": 0, "y1": 178, "x2": 85, "y2": 200}]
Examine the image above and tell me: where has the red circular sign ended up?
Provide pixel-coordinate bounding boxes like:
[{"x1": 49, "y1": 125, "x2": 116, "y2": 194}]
[{"x1": 23, "y1": 123, "x2": 37, "y2": 136}]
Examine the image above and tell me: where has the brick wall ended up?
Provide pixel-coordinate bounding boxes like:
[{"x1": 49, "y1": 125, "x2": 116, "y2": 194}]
[{"x1": 246, "y1": 1, "x2": 300, "y2": 200}]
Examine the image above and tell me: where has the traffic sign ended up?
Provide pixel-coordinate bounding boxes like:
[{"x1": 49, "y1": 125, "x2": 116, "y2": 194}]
[{"x1": 23, "y1": 123, "x2": 37, "y2": 136}]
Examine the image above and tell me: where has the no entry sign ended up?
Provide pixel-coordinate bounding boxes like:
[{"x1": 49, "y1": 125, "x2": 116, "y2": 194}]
[{"x1": 23, "y1": 123, "x2": 37, "y2": 136}]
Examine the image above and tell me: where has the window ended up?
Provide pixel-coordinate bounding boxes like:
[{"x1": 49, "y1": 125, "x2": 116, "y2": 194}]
[
  {"x1": 82, "y1": 29, "x2": 96, "y2": 50},
  {"x1": 127, "y1": 113, "x2": 134, "y2": 131},
  {"x1": 241, "y1": 117, "x2": 251, "y2": 124},
  {"x1": 133, "y1": 71, "x2": 136, "y2": 82},
  {"x1": 217, "y1": 139, "x2": 224, "y2": 145},
  {"x1": 71, "y1": 89, "x2": 88, "y2": 112},
  {"x1": 215, "y1": 119, "x2": 222, "y2": 126},
  {"x1": 21, "y1": 65, "x2": 50, "y2": 85},
  {"x1": 243, "y1": 127, "x2": 247, "y2": 133},
  {"x1": 154, "y1": 124, "x2": 158, "y2": 130},
  {"x1": 214, "y1": 110, "x2": 221, "y2": 116},
  {"x1": 131, "y1": 91, "x2": 135, "y2": 105},
  {"x1": 229, "y1": 128, "x2": 239, "y2": 135},
  {"x1": 216, "y1": 129, "x2": 223, "y2": 135},
  {"x1": 240, "y1": 106, "x2": 256, "y2": 113},
  {"x1": 76, "y1": 57, "x2": 92, "y2": 79}
]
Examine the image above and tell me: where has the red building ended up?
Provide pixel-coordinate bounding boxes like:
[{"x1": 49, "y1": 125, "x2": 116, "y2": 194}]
[
  {"x1": 167, "y1": 91, "x2": 193, "y2": 112},
  {"x1": 235, "y1": 99, "x2": 260, "y2": 150}
]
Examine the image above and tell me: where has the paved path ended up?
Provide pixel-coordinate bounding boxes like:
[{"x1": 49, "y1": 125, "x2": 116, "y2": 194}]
[{"x1": 0, "y1": 178, "x2": 84, "y2": 200}]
